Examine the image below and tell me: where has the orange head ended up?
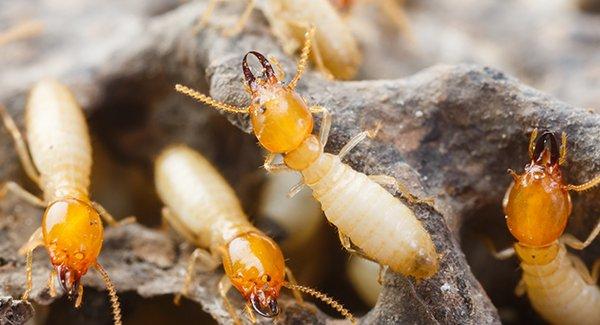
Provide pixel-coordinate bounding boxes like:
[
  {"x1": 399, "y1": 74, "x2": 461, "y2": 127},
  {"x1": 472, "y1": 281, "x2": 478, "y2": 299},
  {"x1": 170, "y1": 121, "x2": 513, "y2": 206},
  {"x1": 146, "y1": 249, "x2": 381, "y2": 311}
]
[
  {"x1": 504, "y1": 131, "x2": 571, "y2": 247},
  {"x1": 242, "y1": 51, "x2": 314, "y2": 154},
  {"x1": 222, "y1": 232, "x2": 286, "y2": 317},
  {"x1": 42, "y1": 198, "x2": 103, "y2": 298}
]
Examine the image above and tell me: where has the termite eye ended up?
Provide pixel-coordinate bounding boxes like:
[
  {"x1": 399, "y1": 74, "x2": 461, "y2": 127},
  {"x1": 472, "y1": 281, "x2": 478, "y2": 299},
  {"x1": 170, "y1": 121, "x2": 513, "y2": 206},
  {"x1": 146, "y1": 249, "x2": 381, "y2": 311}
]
[{"x1": 532, "y1": 130, "x2": 559, "y2": 165}]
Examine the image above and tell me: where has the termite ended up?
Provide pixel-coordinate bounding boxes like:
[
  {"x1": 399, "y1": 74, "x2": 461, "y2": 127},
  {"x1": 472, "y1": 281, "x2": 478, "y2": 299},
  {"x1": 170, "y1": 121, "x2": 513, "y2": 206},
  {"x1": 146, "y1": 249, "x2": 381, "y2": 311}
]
[
  {"x1": 154, "y1": 145, "x2": 355, "y2": 323},
  {"x1": 174, "y1": 27, "x2": 439, "y2": 279},
  {"x1": 196, "y1": 0, "x2": 361, "y2": 80},
  {"x1": 0, "y1": 80, "x2": 132, "y2": 325},
  {"x1": 491, "y1": 129, "x2": 600, "y2": 325}
]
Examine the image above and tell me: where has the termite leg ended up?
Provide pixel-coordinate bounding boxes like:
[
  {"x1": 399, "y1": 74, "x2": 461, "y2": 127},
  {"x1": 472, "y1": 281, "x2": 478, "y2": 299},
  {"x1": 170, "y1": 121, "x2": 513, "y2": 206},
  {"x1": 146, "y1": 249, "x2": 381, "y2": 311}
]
[
  {"x1": 20, "y1": 228, "x2": 43, "y2": 300},
  {"x1": 567, "y1": 254, "x2": 596, "y2": 285},
  {"x1": 338, "y1": 231, "x2": 378, "y2": 264},
  {"x1": 0, "y1": 20, "x2": 43, "y2": 47},
  {"x1": 47, "y1": 268, "x2": 57, "y2": 297},
  {"x1": 174, "y1": 248, "x2": 220, "y2": 305},
  {"x1": 311, "y1": 106, "x2": 332, "y2": 146},
  {"x1": 218, "y1": 275, "x2": 241, "y2": 325},
  {"x1": 514, "y1": 278, "x2": 526, "y2": 297},
  {"x1": 267, "y1": 55, "x2": 286, "y2": 81},
  {"x1": 368, "y1": 175, "x2": 435, "y2": 207},
  {"x1": 22, "y1": 250, "x2": 34, "y2": 300},
  {"x1": 0, "y1": 105, "x2": 40, "y2": 185},
  {"x1": 263, "y1": 153, "x2": 290, "y2": 173},
  {"x1": 559, "y1": 132, "x2": 567, "y2": 165},
  {"x1": 377, "y1": 264, "x2": 387, "y2": 285},
  {"x1": 0, "y1": 181, "x2": 45, "y2": 208},
  {"x1": 481, "y1": 237, "x2": 516, "y2": 260},
  {"x1": 528, "y1": 128, "x2": 538, "y2": 159},
  {"x1": 74, "y1": 281, "x2": 84, "y2": 308},
  {"x1": 561, "y1": 219, "x2": 600, "y2": 250},
  {"x1": 285, "y1": 267, "x2": 304, "y2": 304},
  {"x1": 192, "y1": 0, "x2": 220, "y2": 34},
  {"x1": 337, "y1": 124, "x2": 381, "y2": 160},
  {"x1": 591, "y1": 259, "x2": 600, "y2": 283},
  {"x1": 287, "y1": 180, "x2": 306, "y2": 199},
  {"x1": 244, "y1": 303, "x2": 257, "y2": 324},
  {"x1": 91, "y1": 202, "x2": 136, "y2": 227},
  {"x1": 222, "y1": 0, "x2": 256, "y2": 36},
  {"x1": 18, "y1": 227, "x2": 43, "y2": 255},
  {"x1": 162, "y1": 207, "x2": 201, "y2": 246}
]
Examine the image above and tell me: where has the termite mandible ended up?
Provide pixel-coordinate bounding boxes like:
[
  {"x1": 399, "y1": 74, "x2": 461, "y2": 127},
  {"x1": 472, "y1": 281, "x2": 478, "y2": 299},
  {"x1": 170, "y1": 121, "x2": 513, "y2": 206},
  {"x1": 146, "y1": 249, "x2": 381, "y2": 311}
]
[
  {"x1": 491, "y1": 129, "x2": 600, "y2": 325},
  {"x1": 155, "y1": 145, "x2": 355, "y2": 323},
  {"x1": 196, "y1": 0, "x2": 361, "y2": 80},
  {"x1": 0, "y1": 80, "x2": 133, "y2": 325},
  {"x1": 175, "y1": 26, "x2": 439, "y2": 279}
]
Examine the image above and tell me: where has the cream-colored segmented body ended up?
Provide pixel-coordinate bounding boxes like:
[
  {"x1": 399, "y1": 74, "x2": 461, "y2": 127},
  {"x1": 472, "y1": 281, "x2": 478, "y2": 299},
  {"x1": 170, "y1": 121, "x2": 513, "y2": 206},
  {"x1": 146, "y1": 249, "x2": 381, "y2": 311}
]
[
  {"x1": 260, "y1": 0, "x2": 361, "y2": 79},
  {"x1": 155, "y1": 146, "x2": 255, "y2": 250},
  {"x1": 302, "y1": 153, "x2": 438, "y2": 278},
  {"x1": 518, "y1": 244, "x2": 600, "y2": 325},
  {"x1": 25, "y1": 80, "x2": 92, "y2": 202}
]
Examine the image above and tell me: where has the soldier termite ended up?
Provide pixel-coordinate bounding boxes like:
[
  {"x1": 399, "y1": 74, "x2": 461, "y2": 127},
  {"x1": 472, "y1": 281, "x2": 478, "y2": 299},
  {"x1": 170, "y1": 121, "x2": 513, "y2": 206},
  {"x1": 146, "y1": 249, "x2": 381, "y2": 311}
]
[
  {"x1": 490, "y1": 129, "x2": 600, "y2": 325},
  {"x1": 175, "y1": 27, "x2": 439, "y2": 279},
  {"x1": 196, "y1": 0, "x2": 362, "y2": 80},
  {"x1": 0, "y1": 80, "x2": 133, "y2": 325},
  {"x1": 154, "y1": 145, "x2": 355, "y2": 323}
]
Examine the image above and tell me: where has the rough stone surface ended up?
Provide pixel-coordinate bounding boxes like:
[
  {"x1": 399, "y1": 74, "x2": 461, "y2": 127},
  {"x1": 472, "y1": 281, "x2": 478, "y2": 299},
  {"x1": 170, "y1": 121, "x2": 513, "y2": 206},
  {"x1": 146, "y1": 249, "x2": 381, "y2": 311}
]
[
  {"x1": 0, "y1": 297, "x2": 33, "y2": 325},
  {"x1": 1, "y1": 1, "x2": 599, "y2": 325}
]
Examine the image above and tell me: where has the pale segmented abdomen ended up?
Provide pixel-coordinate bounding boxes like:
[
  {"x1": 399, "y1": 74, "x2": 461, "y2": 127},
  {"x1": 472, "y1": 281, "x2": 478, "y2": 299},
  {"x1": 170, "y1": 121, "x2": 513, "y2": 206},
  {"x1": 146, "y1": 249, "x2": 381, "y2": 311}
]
[
  {"x1": 25, "y1": 80, "x2": 92, "y2": 202},
  {"x1": 301, "y1": 153, "x2": 438, "y2": 278},
  {"x1": 520, "y1": 244, "x2": 600, "y2": 325},
  {"x1": 154, "y1": 146, "x2": 254, "y2": 249}
]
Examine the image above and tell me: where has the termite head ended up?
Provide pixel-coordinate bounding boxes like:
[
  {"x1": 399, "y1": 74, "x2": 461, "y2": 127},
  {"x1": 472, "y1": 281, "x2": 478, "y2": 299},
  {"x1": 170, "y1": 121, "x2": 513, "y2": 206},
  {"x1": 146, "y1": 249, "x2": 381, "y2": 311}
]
[
  {"x1": 222, "y1": 232, "x2": 286, "y2": 318},
  {"x1": 504, "y1": 130, "x2": 571, "y2": 247},
  {"x1": 42, "y1": 198, "x2": 103, "y2": 296},
  {"x1": 242, "y1": 51, "x2": 314, "y2": 154}
]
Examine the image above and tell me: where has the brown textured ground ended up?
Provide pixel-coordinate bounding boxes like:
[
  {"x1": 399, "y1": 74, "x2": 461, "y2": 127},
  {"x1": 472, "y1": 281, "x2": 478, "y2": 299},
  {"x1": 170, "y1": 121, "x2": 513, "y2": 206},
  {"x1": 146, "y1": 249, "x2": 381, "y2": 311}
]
[{"x1": 1, "y1": 0, "x2": 599, "y2": 324}]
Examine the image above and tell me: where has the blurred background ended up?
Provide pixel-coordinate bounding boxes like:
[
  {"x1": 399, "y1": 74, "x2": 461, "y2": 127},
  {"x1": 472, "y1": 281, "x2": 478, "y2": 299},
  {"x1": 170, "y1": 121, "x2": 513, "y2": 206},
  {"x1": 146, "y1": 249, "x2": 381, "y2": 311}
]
[{"x1": 0, "y1": 0, "x2": 598, "y2": 324}]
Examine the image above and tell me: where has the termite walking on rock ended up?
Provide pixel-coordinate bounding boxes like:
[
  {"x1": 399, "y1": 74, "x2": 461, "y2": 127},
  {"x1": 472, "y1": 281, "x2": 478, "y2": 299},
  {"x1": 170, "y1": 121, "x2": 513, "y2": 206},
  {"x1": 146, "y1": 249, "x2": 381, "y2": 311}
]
[
  {"x1": 492, "y1": 129, "x2": 600, "y2": 325},
  {"x1": 175, "y1": 27, "x2": 439, "y2": 279},
  {"x1": 155, "y1": 145, "x2": 355, "y2": 323},
  {"x1": 0, "y1": 80, "x2": 132, "y2": 325},
  {"x1": 196, "y1": 0, "x2": 361, "y2": 80}
]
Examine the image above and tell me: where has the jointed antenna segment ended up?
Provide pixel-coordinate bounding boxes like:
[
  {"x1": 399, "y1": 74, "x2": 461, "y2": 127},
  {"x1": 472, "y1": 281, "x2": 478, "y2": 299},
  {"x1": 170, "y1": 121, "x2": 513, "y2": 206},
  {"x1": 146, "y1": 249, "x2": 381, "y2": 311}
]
[{"x1": 175, "y1": 84, "x2": 248, "y2": 113}]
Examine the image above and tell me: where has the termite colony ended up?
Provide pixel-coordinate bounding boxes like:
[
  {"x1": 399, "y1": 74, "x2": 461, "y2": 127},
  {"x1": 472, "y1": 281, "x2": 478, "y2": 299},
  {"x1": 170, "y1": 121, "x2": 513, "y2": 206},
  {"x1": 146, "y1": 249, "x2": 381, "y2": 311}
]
[{"x1": 1, "y1": 1, "x2": 599, "y2": 324}]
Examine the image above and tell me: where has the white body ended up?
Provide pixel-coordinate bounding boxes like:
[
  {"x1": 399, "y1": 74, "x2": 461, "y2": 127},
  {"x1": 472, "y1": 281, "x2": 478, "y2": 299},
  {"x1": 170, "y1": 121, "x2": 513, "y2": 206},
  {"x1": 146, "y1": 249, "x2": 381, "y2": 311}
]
[
  {"x1": 347, "y1": 257, "x2": 382, "y2": 306},
  {"x1": 154, "y1": 146, "x2": 254, "y2": 250},
  {"x1": 521, "y1": 244, "x2": 600, "y2": 325},
  {"x1": 25, "y1": 80, "x2": 92, "y2": 202},
  {"x1": 260, "y1": 0, "x2": 361, "y2": 79},
  {"x1": 301, "y1": 153, "x2": 438, "y2": 278}
]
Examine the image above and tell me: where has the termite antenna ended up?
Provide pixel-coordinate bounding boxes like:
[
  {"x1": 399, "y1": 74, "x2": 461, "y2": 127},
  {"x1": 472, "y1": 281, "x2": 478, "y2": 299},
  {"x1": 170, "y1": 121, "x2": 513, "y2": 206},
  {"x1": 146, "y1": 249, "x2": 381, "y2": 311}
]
[
  {"x1": 174, "y1": 84, "x2": 248, "y2": 114},
  {"x1": 288, "y1": 25, "x2": 316, "y2": 90},
  {"x1": 282, "y1": 283, "x2": 356, "y2": 324},
  {"x1": 95, "y1": 264, "x2": 123, "y2": 325}
]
